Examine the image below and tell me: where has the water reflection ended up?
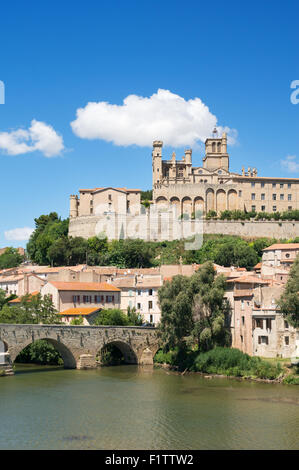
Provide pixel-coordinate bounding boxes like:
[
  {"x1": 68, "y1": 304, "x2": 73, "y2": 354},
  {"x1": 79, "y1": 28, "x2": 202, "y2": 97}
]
[{"x1": 0, "y1": 365, "x2": 298, "y2": 450}]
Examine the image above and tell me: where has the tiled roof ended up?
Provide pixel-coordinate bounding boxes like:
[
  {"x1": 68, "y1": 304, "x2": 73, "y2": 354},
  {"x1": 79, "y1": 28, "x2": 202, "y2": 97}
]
[
  {"x1": 0, "y1": 275, "x2": 24, "y2": 282},
  {"x1": 48, "y1": 281, "x2": 120, "y2": 292},
  {"x1": 8, "y1": 291, "x2": 40, "y2": 303},
  {"x1": 79, "y1": 187, "x2": 141, "y2": 193},
  {"x1": 59, "y1": 307, "x2": 100, "y2": 316},
  {"x1": 263, "y1": 243, "x2": 299, "y2": 251},
  {"x1": 227, "y1": 276, "x2": 270, "y2": 284}
]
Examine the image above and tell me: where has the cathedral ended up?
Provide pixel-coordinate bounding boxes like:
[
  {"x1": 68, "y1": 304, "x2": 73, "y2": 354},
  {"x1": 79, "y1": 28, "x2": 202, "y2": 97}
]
[{"x1": 152, "y1": 132, "x2": 299, "y2": 216}]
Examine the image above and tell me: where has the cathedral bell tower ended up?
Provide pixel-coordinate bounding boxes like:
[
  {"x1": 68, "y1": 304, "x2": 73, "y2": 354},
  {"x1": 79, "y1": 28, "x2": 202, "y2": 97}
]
[
  {"x1": 152, "y1": 140, "x2": 163, "y2": 188},
  {"x1": 203, "y1": 130, "x2": 229, "y2": 171}
]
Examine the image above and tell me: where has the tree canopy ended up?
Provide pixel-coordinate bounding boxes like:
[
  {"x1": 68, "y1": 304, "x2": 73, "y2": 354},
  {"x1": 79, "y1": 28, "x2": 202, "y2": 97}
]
[
  {"x1": 158, "y1": 261, "x2": 231, "y2": 353},
  {"x1": 0, "y1": 293, "x2": 60, "y2": 324},
  {"x1": 278, "y1": 254, "x2": 299, "y2": 328},
  {"x1": 0, "y1": 248, "x2": 24, "y2": 269}
]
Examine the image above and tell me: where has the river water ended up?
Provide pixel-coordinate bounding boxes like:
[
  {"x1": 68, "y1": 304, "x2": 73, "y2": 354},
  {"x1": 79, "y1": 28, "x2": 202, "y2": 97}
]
[{"x1": 0, "y1": 364, "x2": 298, "y2": 450}]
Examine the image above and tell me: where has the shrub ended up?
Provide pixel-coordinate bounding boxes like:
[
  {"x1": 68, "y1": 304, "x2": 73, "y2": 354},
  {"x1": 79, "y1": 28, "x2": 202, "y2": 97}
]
[{"x1": 193, "y1": 347, "x2": 282, "y2": 379}]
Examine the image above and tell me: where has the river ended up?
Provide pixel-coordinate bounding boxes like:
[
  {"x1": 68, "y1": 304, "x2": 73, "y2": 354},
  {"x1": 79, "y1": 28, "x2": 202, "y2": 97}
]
[{"x1": 0, "y1": 364, "x2": 298, "y2": 450}]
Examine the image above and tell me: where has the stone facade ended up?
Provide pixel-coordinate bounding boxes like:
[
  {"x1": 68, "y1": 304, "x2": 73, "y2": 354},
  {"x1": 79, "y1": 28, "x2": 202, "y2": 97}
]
[
  {"x1": 68, "y1": 136, "x2": 299, "y2": 241},
  {"x1": 0, "y1": 324, "x2": 160, "y2": 373},
  {"x1": 153, "y1": 136, "x2": 299, "y2": 216}
]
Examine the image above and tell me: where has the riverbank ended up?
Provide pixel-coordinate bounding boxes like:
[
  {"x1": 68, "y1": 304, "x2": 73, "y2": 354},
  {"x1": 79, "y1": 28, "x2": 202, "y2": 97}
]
[
  {"x1": 155, "y1": 362, "x2": 299, "y2": 384},
  {"x1": 154, "y1": 347, "x2": 299, "y2": 385}
]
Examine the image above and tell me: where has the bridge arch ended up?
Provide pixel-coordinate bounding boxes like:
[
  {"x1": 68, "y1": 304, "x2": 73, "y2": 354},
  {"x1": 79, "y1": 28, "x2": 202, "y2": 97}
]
[
  {"x1": 8, "y1": 337, "x2": 77, "y2": 369},
  {"x1": 97, "y1": 339, "x2": 138, "y2": 365}
]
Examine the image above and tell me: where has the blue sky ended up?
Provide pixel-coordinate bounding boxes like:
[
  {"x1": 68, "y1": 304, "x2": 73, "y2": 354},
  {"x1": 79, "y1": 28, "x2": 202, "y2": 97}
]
[{"x1": 0, "y1": 0, "x2": 299, "y2": 248}]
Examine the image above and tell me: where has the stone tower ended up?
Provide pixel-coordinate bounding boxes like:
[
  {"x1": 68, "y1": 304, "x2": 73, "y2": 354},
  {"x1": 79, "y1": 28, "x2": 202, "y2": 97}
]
[
  {"x1": 203, "y1": 132, "x2": 229, "y2": 171},
  {"x1": 152, "y1": 140, "x2": 163, "y2": 188}
]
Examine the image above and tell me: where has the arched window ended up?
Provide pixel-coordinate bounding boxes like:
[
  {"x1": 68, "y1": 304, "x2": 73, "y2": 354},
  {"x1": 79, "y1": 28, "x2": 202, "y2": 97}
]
[
  {"x1": 217, "y1": 142, "x2": 221, "y2": 153},
  {"x1": 212, "y1": 142, "x2": 216, "y2": 152}
]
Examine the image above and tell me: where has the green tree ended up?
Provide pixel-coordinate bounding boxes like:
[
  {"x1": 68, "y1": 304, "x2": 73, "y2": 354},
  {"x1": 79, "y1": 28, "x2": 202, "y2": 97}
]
[
  {"x1": 158, "y1": 262, "x2": 231, "y2": 354},
  {"x1": 277, "y1": 255, "x2": 299, "y2": 327},
  {"x1": 70, "y1": 316, "x2": 84, "y2": 325},
  {"x1": 127, "y1": 306, "x2": 143, "y2": 326},
  {"x1": 0, "y1": 248, "x2": 24, "y2": 269},
  {"x1": 0, "y1": 293, "x2": 60, "y2": 324},
  {"x1": 93, "y1": 308, "x2": 130, "y2": 326},
  {"x1": 27, "y1": 212, "x2": 69, "y2": 265}
]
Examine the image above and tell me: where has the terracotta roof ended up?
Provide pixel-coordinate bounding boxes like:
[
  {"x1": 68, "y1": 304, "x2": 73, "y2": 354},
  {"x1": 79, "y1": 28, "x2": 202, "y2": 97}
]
[
  {"x1": 227, "y1": 276, "x2": 270, "y2": 284},
  {"x1": 263, "y1": 243, "x2": 299, "y2": 251},
  {"x1": 48, "y1": 281, "x2": 120, "y2": 292},
  {"x1": 59, "y1": 307, "x2": 100, "y2": 316},
  {"x1": 254, "y1": 262, "x2": 262, "y2": 269},
  {"x1": 79, "y1": 187, "x2": 141, "y2": 193},
  {"x1": 111, "y1": 277, "x2": 136, "y2": 288},
  {"x1": 0, "y1": 275, "x2": 24, "y2": 282},
  {"x1": 8, "y1": 291, "x2": 40, "y2": 303}
]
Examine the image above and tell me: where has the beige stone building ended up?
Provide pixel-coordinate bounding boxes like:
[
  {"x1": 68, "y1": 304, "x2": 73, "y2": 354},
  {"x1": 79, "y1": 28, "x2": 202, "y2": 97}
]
[
  {"x1": 68, "y1": 135, "x2": 299, "y2": 241},
  {"x1": 153, "y1": 134, "x2": 299, "y2": 216},
  {"x1": 261, "y1": 243, "x2": 299, "y2": 278},
  {"x1": 41, "y1": 281, "x2": 121, "y2": 313}
]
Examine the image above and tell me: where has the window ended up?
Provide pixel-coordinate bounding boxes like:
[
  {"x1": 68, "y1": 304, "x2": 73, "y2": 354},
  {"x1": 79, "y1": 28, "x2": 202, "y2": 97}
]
[
  {"x1": 288, "y1": 183, "x2": 291, "y2": 189},
  {"x1": 258, "y1": 336, "x2": 269, "y2": 345},
  {"x1": 73, "y1": 295, "x2": 80, "y2": 304},
  {"x1": 108, "y1": 194, "x2": 112, "y2": 201},
  {"x1": 106, "y1": 295, "x2": 114, "y2": 303},
  {"x1": 242, "y1": 316, "x2": 245, "y2": 326},
  {"x1": 148, "y1": 289, "x2": 153, "y2": 296},
  {"x1": 90, "y1": 200, "x2": 93, "y2": 205},
  {"x1": 261, "y1": 205, "x2": 266, "y2": 212},
  {"x1": 273, "y1": 206, "x2": 277, "y2": 212},
  {"x1": 95, "y1": 295, "x2": 102, "y2": 303},
  {"x1": 251, "y1": 206, "x2": 256, "y2": 212},
  {"x1": 261, "y1": 193, "x2": 265, "y2": 200},
  {"x1": 288, "y1": 194, "x2": 292, "y2": 201},
  {"x1": 261, "y1": 182, "x2": 265, "y2": 188},
  {"x1": 239, "y1": 190, "x2": 242, "y2": 197},
  {"x1": 90, "y1": 208, "x2": 93, "y2": 214},
  {"x1": 83, "y1": 295, "x2": 91, "y2": 303},
  {"x1": 266, "y1": 318, "x2": 272, "y2": 330},
  {"x1": 288, "y1": 206, "x2": 292, "y2": 210},
  {"x1": 256, "y1": 318, "x2": 263, "y2": 328},
  {"x1": 241, "y1": 300, "x2": 244, "y2": 311},
  {"x1": 284, "y1": 320, "x2": 289, "y2": 329},
  {"x1": 251, "y1": 182, "x2": 255, "y2": 188},
  {"x1": 137, "y1": 303, "x2": 141, "y2": 310},
  {"x1": 240, "y1": 335, "x2": 243, "y2": 343},
  {"x1": 137, "y1": 289, "x2": 141, "y2": 296},
  {"x1": 148, "y1": 301, "x2": 153, "y2": 309},
  {"x1": 285, "y1": 253, "x2": 290, "y2": 258},
  {"x1": 251, "y1": 193, "x2": 255, "y2": 200},
  {"x1": 280, "y1": 194, "x2": 284, "y2": 200},
  {"x1": 150, "y1": 314, "x2": 153, "y2": 323},
  {"x1": 272, "y1": 194, "x2": 276, "y2": 200},
  {"x1": 285, "y1": 336, "x2": 289, "y2": 345},
  {"x1": 280, "y1": 183, "x2": 284, "y2": 189},
  {"x1": 272, "y1": 183, "x2": 276, "y2": 188}
]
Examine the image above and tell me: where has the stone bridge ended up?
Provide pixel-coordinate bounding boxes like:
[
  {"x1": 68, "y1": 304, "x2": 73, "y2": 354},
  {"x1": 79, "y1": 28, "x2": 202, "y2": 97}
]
[{"x1": 0, "y1": 324, "x2": 160, "y2": 372}]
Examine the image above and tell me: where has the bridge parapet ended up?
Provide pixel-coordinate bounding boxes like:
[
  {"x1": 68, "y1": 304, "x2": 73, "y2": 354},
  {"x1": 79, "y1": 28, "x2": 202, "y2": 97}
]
[{"x1": 0, "y1": 324, "x2": 160, "y2": 373}]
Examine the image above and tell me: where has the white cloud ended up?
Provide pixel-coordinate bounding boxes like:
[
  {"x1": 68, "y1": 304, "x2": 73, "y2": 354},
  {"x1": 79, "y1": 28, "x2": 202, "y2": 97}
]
[
  {"x1": 4, "y1": 227, "x2": 34, "y2": 241},
  {"x1": 71, "y1": 89, "x2": 237, "y2": 147},
  {"x1": 281, "y1": 155, "x2": 299, "y2": 173},
  {"x1": 0, "y1": 120, "x2": 64, "y2": 157}
]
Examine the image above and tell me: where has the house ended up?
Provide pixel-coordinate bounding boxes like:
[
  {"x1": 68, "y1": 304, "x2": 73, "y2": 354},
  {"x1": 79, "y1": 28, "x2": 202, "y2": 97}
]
[
  {"x1": 111, "y1": 274, "x2": 163, "y2": 325},
  {"x1": 261, "y1": 243, "x2": 299, "y2": 277},
  {"x1": 40, "y1": 281, "x2": 121, "y2": 312},
  {"x1": 59, "y1": 307, "x2": 101, "y2": 325}
]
